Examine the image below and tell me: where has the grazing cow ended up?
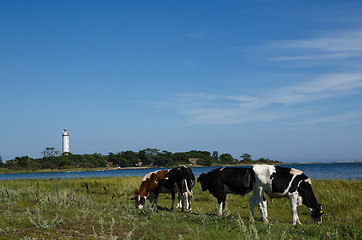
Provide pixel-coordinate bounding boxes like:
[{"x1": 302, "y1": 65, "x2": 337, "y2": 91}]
[
  {"x1": 156, "y1": 166, "x2": 195, "y2": 212},
  {"x1": 197, "y1": 167, "x2": 253, "y2": 216},
  {"x1": 133, "y1": 169, "x2": 170, "y2": 209},
  {"x1": 250, "y1": 164, "x2": 324, "y2": 225}
]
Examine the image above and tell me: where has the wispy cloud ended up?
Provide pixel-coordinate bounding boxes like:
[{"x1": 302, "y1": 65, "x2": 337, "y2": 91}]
[
  {"x1": 270, "y1": 52, "x2": 361, "y2": 62},
  {"x1": 291, "y1": 111, "x2": 362, "y2": 125},
  {"x1": 149, "y1": 73, "x2": 362, "y2": 125},
  {"x1": 268, "y1": 31, "x2": 362, "y2": 62},
  {"x1": 270, "y1": 73, "x2": 362, "y2": 104},
  {"x1": 272, "y1": 32, "x2": 362, "y2": 51},
  {"x1": 144, "y1": 30, "x2": 362, "y2": 126}
]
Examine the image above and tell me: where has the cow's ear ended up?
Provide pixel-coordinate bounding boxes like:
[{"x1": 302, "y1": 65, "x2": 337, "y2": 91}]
[
  {"x1": 319, "y1": 205, "x2": 324, "y2": 214},
  {"x1": 130, "y1": 196, "x2": 136, "y2": 200}
]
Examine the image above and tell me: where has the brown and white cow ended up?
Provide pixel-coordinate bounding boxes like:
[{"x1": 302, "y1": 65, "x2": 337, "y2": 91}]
[
  {"x1": 250, "y1": 164, "x2": 324, "y2": 225},
  {"x1": 133, "y1": 169, "x2": 170, "y2": 209},
  {"x1": 133, "y1": 167, "x2": 195, "y2": 211}
]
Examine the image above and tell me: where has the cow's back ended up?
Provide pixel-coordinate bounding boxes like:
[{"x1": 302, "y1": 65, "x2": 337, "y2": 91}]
[
  {"x1": 200, "y1": 167, "x2": 252, "y2": 195},
  {"x1": 252, "y1": 164, "x2": 310, "y2": 196},
  {"x1": 218, "y1": 168, "x2": 252, "y2": 195},
  {"x1": 139, "y1": 170, "x2": 170, "y2": 195}
]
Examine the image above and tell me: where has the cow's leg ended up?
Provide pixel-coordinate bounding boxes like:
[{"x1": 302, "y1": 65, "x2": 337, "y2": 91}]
[
  {"x1": 175, "y1": 182, "x2": 185, "y2": 211},
  {"x1": 217, "y1": 195, "x2": 226, "y2": 216},
  {"x1": 183, "y1": 178, "x2": 192, "y2": 212},
  {"x1": 250, "y1": 191, "x2": 257, "y2": 218},
  {"x1": 289, "y1": 194, "x2": 301, "y2": 225},
  {"x1": 176, "y1": 194, "x2": 181, "y2": 209},
  {"x1": 263, "y1": 195, "x2": 268, "y2": 219},
  {"x1": 170, "y1": 191, "x2": 176, "y2": 210},
  {"x1": 186, "y1": 192, "x2": 192, "y2": 212},
  {"x1": 154, "y1": 194, "x2": 159, "y2": 210},
  {"x1": 177, "y1": 193, "x2": 188, "y2": 210},
  {"x1": 176, "y1": 192, "x2": 188, "y2": 210},
  {"x1": 149, "y1": 192, "x2": 155, "y2": 207},
  {"x1": 252, "y1": 187, "x2": 268, "y2": 222}
]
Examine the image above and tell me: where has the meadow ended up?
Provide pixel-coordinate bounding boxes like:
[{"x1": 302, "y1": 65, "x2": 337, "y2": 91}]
[{"x1": 0, "y1": 176, "x2": 361, "y2": 239}]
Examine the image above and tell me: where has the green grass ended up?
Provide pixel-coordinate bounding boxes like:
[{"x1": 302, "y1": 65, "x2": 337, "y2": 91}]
[{"x1": 0, "y1": 177, "x2": 361, "y2": 239}]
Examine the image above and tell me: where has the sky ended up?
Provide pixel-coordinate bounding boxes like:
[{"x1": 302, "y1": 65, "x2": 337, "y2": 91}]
[{"x1": 1, "y1": 0, "x2": 362, "y2": 163}]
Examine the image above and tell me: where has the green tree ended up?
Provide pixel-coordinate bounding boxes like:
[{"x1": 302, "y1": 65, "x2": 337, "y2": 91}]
[
  {"x1": 14, "y1": 156, "x2": 32, "y2": 168},
  {"x1": 122, "y1": 151, "x2": 139, "y2": 167},
  {"x1": 240, "y1": 153, "x2": 252, "y2": 162},
  {"x1": 219, "y1": 153, "x2": 235, "y2": 164},
  {"x1": 173, "y1": 152, "x2": 189, "y2": 164},
  {"x1": 212, "y1": 151, "x2": 219, "y2": 161},
  {"x1": 198, "y1": 157, "x2": 213, "y2": 166},
  {"x1": 41, "y1": 147, "x2": 60, "y2": 158},
  {"x1": 154, "y1": 151, "x2": 174, "y2": 166},
  {"x1": 108, "y1": 152, "x2": 130, "y2": 167},
  {"x1": 138, "y1": 148, "x2": 159, "y2": 166}
]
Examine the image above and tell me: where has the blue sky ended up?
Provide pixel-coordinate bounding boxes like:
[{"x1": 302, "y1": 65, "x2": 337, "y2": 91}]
[{"x1": 1, "y1": 0, "x2": 362, "y2": 162}]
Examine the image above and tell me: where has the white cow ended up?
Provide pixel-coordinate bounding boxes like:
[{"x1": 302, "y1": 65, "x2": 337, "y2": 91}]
[{"x1": 250, "y1": 165, "x2": 323, "y2": 225}]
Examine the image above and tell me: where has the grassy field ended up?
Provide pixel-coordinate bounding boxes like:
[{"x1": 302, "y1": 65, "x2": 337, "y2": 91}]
[{"x1": 0, "y1": 176, "x2": 361, "y2": 239}]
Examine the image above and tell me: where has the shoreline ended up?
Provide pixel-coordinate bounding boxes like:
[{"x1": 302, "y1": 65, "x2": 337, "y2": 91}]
[{"x1": 0, "y1": 161, "x2": 361, "y2": 175}]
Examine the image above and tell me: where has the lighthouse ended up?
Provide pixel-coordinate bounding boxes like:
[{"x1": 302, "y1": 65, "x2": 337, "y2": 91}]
[{"x1": 62, "y1": 128, "x2": 70, "y2": 154}]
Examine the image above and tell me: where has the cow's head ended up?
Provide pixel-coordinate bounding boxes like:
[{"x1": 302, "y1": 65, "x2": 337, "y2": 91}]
[
  {"x1": 197, "y1": 173, "x2": 209, "y2": 191},
  {"x1": 309, "y1": 205, "x2": 324, "y2": 225},
  {"x1": 132, "y1": 189, "x2": 146, "y2": 209},
  {"x1": 297, "y1": 179, "x2": 324, "y2": 225}
]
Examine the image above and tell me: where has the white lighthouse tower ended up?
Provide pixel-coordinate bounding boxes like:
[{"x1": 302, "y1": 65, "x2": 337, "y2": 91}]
[{"x1": 62, "y1": 128, "x2": 70, "y2": 154}]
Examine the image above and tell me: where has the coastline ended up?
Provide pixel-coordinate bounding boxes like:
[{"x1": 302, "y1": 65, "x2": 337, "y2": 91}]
[{"x1": 1, "y1": 160, "x2": 361, "y2": 175}]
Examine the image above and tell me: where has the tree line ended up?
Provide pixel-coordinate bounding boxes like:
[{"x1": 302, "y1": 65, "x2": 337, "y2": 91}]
[{"x1": 0, "y1": 148, "x2": 281, "y2": 170}]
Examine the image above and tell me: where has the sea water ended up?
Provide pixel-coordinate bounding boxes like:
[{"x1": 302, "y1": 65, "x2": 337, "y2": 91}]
[{"x1": 0, "y1": 162, "x2": 361, "y2": 181}]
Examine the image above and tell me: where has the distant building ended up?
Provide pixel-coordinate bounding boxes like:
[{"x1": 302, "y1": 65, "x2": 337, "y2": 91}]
[
  {"x1": 188, "y1": 158, "x2": 198, "y2": 165},
  {"x1": 62, "y1": 129, "x2": 70, "y2": 154}
]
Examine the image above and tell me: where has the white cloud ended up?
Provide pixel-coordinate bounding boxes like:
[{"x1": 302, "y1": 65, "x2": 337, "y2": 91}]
[
  {"x1": 267, "y1": 31, "x2": 362, "y2": 62},
  {"x1": 271, "y1": 73, "x2": 362, "y2": 104},
  {"x1": 154, "y1": 73, "x2": 362, "y2": 125},
  {"x1": 271, "y1": 31, "x2": 362, "y2": 51},
  {"x1": 290, "y1": 112, "x2": 362, "y2": 125},
  {"x1": 143, "y1": 30, "x2": 362, "y2": 126},
  {"x1": 270, "y1": 52, "x2": 361, "y2": 62}
]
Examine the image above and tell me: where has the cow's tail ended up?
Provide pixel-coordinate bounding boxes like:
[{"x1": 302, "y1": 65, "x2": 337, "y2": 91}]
[{"x1": 182, "y1": 178, "x2": 193, "y2": 197}]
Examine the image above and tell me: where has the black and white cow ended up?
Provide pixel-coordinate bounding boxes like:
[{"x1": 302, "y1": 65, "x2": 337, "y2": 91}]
[
  {"x1": 156, "y1": 166, "x2": 195, "y2": 212},
  {"x1": 250, "y1": 164, "x2": 324, "y2": 225},
  {"x1": 197, "y1": 167, "x2": 253, "y2": 216}
]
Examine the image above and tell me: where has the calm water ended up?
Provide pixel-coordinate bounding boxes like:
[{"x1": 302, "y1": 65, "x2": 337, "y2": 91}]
[{"x1": 0, "y1": 162, "x2": 361, "y2": 181}]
